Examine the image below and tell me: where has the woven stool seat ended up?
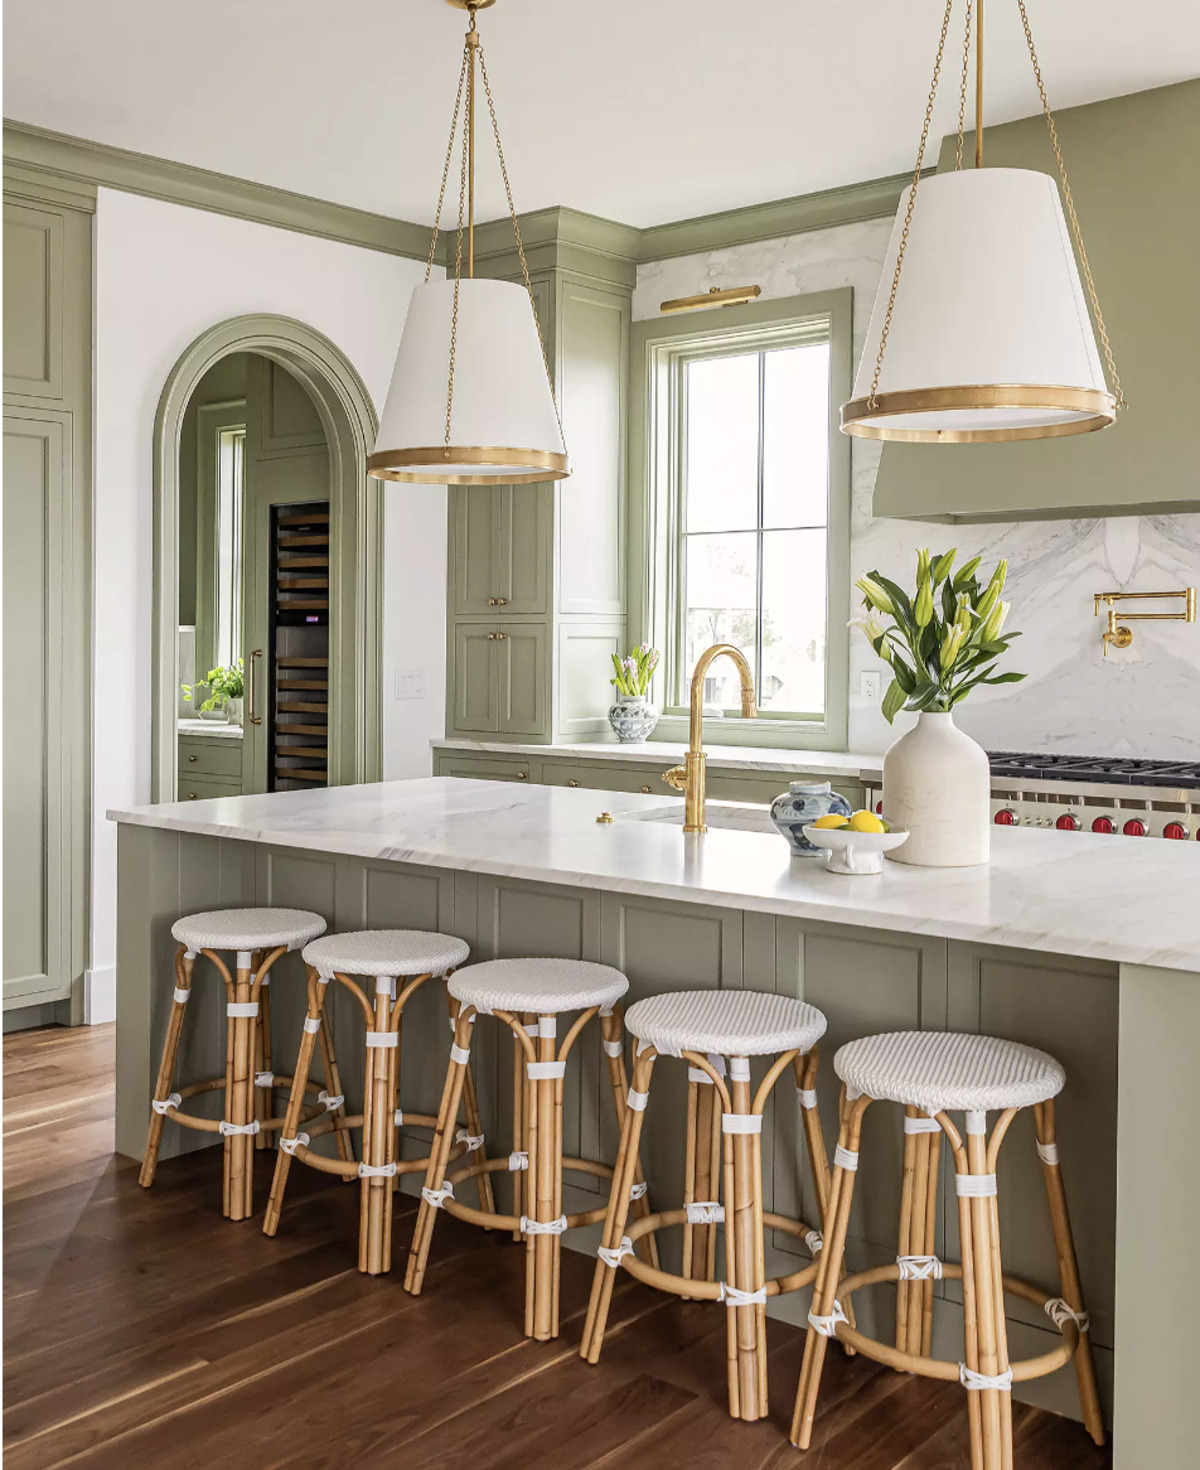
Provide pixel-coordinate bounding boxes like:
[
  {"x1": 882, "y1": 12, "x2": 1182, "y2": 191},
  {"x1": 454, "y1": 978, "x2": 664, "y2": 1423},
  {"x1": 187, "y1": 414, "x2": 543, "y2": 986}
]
[
  {"x1": 834, "y1": 1030, "x2": 1066, "y2": 1114},
  {"x1": 448, "y1": 957, "x2": 628, "y2": 1015},
  {"x1": 625, "y1": 990, "x2": 826, "y2": 1058},
  {"x1": 171, "y1": 907, "x2": 326, "y2": 954},
  {"x1": 302, "y1": 929, "x2": 469, "y2": 979}
]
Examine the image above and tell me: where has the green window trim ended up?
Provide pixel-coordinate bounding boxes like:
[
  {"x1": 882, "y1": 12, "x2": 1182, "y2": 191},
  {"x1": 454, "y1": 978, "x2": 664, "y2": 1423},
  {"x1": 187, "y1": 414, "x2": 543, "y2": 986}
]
[
  {"x1": 193, "y1": 398, "x2": 247, "y2": 677},
  {"x1": 627, "y1": 288, "x2": 853, "y2": 751}
]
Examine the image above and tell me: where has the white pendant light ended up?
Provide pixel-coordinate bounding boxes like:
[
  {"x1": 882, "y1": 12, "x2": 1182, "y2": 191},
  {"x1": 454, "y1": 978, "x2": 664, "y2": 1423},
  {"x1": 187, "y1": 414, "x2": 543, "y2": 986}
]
[
  {"x1": 368, "y1": 0, "x2": 569, "y2": 485},
  {"x1": 842, "y1": 0, "x2": 1124, "y2": 445}
]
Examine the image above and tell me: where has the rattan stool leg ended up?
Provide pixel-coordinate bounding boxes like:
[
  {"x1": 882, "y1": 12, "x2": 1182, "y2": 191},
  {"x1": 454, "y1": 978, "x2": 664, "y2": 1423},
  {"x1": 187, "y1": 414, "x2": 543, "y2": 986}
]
[
  {"x1": 726, "y1": 1056, "x2": 767, "y2": 1421},
  {"x1": 528, "y1": 1013, "x2": 562, "y2": 1340},
  {"x1": 313, "y1": 987, "x2": 354, "y2": 1169},
  {"x1": 361, "y1": 978, "x2": 398, "y2": 1275},
  {"x1": 790, "y1": 1091, "x2": 870, "y2": 1449},
  {"x1": 581, "y1": 1047, "x2": 656, "y2": 1363},
  {"x1": 958, "y1": 1116, "x2": 1013, "y2": 1470},
  {"x1": 226, "y1": 953, "x2": 258, "y2": 1222},
  {"x1": 254, "y1": 952, "x2": 270, "y2": 1151},
  {"x1": 511, "y1": 1021, "x2": 529, "y2": 1239},
  {"x1": 1034, "y1": 1100, "x2": 1105, "y2": 1447},
  {"x1": 139, "y1": 946, "x2": 193, "y2": 1188},
  {"x1": 600, "y1": 1006, "x2": 658, "y2": 1269},
  {"x1": 450, "y1": 994, "x2": 496, "y2": 1216},
  {"x1": 405, "y1": 1012, "x2": 473, "y2": 1295},
  {"x1": 262, "y1": 968, "x2": 330, "y2": 1236}
]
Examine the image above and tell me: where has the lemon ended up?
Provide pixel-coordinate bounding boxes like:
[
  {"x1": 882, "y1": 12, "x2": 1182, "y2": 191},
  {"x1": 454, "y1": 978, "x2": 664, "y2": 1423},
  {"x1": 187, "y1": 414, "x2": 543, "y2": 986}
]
[
  {"x1": 811, "y1": 813, "x2": 850, "y2": 830},
  {"x1": 848, "y1": 809, "x2": 886, "y2": 833}
]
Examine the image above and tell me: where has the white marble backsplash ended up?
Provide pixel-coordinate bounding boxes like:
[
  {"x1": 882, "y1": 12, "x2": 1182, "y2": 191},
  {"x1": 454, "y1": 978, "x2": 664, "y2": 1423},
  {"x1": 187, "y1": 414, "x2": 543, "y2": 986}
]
[{"x1": 635, "y1": 224, "x2": 1200, "y2": 760}]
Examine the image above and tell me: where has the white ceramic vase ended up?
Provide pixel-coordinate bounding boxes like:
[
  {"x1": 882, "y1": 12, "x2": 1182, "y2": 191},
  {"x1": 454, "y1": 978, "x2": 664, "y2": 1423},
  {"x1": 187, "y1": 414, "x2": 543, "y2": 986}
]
[{"x1": 882, "y1": 711, "x2": 990, "y2": 867}]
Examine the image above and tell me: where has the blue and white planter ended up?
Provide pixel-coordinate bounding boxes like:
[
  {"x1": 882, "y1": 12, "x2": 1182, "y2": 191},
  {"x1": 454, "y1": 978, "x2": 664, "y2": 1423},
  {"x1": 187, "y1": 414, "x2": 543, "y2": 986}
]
[
  {"x1": 770, "y1": 781, "x2": 852, "y2": 856},
  {"x1": 607, "y1": 695, "x2": 659, "y2": 743}
]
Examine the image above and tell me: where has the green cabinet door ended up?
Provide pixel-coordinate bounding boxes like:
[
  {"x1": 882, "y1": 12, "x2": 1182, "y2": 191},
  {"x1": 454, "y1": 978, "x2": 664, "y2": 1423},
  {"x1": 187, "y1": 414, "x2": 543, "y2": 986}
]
[
  {"x1": 452, "y1": 624, "x2": 501, "y2": 732},
  {"x1": 451, "y1": 483, "x2": 549, "y2": 616},
  {"x1": 496, "y1": 623, "x2": 547, "y2": 736}
]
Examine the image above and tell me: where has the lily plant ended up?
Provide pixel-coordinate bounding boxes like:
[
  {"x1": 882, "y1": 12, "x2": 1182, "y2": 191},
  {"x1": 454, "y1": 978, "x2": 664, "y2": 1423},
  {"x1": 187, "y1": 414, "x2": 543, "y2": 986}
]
[
  {"x1": 852, "y1": 550, "x2": 1025, "y2": 724},
  {"x1": 610, "y1": 644, "x2": 660, "y2": 699}
]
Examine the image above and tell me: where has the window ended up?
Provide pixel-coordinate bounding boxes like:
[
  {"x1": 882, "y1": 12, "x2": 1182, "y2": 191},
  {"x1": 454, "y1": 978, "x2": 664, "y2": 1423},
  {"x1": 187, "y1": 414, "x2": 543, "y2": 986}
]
[
  {"x1": 633, "y1": 291, "x2": 851, "y2": 745},
  {"x1": 214, "y1": 427, "x2": 245, "y2": 671}
]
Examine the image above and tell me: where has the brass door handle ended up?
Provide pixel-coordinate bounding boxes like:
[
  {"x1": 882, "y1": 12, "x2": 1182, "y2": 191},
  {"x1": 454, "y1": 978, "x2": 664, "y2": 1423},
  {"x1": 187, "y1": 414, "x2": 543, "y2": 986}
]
[{"x1": 248, "y1": 649, "x2": 264, "y2": 725}]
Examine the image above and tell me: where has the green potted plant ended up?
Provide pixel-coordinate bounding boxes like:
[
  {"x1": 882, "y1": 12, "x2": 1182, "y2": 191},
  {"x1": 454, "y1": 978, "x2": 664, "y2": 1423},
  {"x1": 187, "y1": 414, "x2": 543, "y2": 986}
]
[
  {"x1": 852, "y1": 550, "x2": 1024, "y2": 868},
  {"x1": 182, "y1": 659, "x2": 245, "y2": 726},
  {"x1": 607, "y1": 644, "x2": 660, "y2": 742}
]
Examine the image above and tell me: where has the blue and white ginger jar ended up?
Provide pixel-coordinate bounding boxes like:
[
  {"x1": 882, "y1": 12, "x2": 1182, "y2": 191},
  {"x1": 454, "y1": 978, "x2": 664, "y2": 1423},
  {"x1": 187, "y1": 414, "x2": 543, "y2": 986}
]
[{"x1": 770, "y1": 780, "x2": 852, "y2": 856}]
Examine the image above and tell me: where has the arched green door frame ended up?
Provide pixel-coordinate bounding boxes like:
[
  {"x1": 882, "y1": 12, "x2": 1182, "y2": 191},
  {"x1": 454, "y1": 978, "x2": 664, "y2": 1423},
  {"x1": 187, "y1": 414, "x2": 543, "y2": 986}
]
[{"x1": 152, "y1": 314, "x2": 381, "y2": 801}]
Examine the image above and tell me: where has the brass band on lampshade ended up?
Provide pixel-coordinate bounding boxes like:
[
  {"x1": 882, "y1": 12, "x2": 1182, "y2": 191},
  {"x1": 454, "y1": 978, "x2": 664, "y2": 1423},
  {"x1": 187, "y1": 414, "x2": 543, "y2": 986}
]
[
  {"x1": 367, "y1": 444, "x2": 570, "y2": 485},
  {"x1": 840, "y1": 384, "x2": 1117, "y2": 444}
]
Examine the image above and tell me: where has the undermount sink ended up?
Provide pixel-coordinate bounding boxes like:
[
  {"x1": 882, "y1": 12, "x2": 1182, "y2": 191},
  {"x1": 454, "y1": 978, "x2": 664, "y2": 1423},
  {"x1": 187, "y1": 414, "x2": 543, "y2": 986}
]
[{"x1": 619, "y1": 801, "x2": 776, "y2": 835}]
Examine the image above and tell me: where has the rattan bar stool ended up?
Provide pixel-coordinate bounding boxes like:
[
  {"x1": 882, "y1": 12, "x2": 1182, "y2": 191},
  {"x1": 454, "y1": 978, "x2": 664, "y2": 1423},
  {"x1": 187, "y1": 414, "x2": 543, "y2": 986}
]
[
  {"x1": 262, "y1": 929, "x2": 496, "y2": 1275},
  {"x1": 581, "y1": 990, "x2": 834, "y2": 1425},
  {"x1": 140, "y1": 907, "x2": 342, "y2": 1222},
  {"x1": 405, "y1": 957, "x2": 658, "y2": 1341},
  {"x1": 791, "y1": 1031, "x2": 1104, "y2": 1470}
]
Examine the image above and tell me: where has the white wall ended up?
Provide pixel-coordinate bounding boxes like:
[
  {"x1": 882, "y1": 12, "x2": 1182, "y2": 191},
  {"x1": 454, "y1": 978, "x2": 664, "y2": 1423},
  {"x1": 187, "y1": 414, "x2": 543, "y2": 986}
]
[
  {"x1": 92, "y1": 189, "x2": 446, "y2": 980},
  {"x1": 634, "y1": 222, "x2": 1200, "y2": 759}
]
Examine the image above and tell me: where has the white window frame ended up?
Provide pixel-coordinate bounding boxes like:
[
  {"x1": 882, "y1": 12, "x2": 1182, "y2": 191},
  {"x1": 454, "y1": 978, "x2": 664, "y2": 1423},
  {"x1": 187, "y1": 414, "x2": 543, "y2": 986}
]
[{"x1": 628, "y1": 288, "x2": 853, "y2": 749}]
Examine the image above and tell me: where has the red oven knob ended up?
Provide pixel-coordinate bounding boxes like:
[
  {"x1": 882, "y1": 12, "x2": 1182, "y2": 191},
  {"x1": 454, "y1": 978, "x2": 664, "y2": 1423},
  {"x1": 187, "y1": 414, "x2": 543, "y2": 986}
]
[
  {"x1": 1091, "y1": 816, "x2": 1115, "y2": 834},
  {"x1": 1122, "y1": 818, "x2": 1146, "y2": 837},
  {"x1": 994, "y1": 809, "x2": 1017, "y2": 825},
  {"x1": 1163, "y1": 821, "x2": 1188, "y2": 840},
  {"x1": 875, "y1": 799, "x2": 884, "y2": 815},
  {"x1": 1055, "y1": 813, "x2": 1081, "y2": 831}
]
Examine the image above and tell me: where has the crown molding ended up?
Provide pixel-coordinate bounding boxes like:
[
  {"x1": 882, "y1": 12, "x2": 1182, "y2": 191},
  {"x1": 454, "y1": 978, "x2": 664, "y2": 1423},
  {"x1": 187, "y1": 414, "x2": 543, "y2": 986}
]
[{"x1": 3, "y1": 118, "x2": 432, "y2": 259}]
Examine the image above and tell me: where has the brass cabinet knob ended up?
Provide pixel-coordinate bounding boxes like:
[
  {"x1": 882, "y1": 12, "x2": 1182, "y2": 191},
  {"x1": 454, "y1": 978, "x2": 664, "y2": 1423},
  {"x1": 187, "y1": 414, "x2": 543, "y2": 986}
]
[
  {"x1": 188, "y1": 754, "x2": 198, "y2": 762},
  {"x1": 568, "y1": 779, "x2": 578, "y2": 787},
  {"x1": 188, "y1": 793, "x2": 198, "y2": 800},
  {"x1": 516, "y1": 771, "x2": 527, "y2": 780},
  {"x1": 641, "y1": 785, "x2": 651, "y2": 794},
  {"x1": 488, "y1": 596, "x2": 509, "y2": 606}
]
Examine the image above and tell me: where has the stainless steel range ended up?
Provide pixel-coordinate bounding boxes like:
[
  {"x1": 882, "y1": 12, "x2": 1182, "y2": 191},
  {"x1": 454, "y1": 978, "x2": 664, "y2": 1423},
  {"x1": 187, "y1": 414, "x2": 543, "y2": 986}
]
[{"x1": 866, "y1": 753, "x2": 1200, "y2": 841}]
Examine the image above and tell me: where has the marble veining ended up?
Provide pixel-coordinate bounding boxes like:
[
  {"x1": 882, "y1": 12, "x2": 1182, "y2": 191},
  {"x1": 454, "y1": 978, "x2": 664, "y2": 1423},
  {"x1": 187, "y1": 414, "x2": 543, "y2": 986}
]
[
  {"x1": 635, "y1": 223, "x2": 1200, "y2": 761},
  {"x1": 110, "y1": 778, "x2": 1200, "y2": 971}
]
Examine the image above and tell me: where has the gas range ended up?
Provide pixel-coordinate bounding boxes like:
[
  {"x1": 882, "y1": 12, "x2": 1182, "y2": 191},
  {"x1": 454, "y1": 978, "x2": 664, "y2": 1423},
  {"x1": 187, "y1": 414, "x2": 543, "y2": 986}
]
[{"x1": 865, "y1": 753, "x2": 1200, "y2": 841}]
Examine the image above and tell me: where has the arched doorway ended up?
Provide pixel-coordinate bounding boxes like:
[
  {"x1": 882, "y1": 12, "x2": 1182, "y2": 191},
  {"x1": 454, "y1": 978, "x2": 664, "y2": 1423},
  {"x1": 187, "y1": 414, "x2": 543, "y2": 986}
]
[{"x1": 151, "y1": 315, "x2": 381, "y2": 802}]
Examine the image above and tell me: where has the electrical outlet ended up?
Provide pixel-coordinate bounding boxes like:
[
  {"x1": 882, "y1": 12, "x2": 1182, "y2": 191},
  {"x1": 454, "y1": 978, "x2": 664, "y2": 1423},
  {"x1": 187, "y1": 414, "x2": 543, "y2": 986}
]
[
  {"x1": 861, "y1": 671, "x2": 881, "y2": 701},
  {"x1": 394, "y1": 669, "x2": 425, "y2": 701}
]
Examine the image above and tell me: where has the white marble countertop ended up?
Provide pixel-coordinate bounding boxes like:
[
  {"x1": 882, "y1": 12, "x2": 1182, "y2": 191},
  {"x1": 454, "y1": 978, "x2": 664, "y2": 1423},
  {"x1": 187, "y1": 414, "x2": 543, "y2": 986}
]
[
  {"x1": 178, "y1": 718, "x2": 243, "y2": 741},
  {"x1": 433, "y1": 737, "x2": 883, "y2": 782},
  {"x1": 110, "y1": 777, "x2": 1199, "y2": 970}
]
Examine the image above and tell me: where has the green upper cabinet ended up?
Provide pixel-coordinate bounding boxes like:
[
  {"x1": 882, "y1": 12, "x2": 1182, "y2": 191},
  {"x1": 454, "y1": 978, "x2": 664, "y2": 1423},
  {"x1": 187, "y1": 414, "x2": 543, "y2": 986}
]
[
  {"x1": 444, "y1": 209, "x2": 636, "y2": 743},
  {"x1": 873, "y1": 79, "x2": 1200, "y2": 522},
  {"x1": 451, "y1": 482, "x2": 550, "y2": 616}
]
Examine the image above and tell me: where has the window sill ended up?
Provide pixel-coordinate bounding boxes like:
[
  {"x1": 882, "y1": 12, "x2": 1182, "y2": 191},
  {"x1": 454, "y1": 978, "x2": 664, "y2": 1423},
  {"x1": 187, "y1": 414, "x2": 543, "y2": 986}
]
[{"x1": 648, "y1": 712, "x2": 845, "y2": 752}]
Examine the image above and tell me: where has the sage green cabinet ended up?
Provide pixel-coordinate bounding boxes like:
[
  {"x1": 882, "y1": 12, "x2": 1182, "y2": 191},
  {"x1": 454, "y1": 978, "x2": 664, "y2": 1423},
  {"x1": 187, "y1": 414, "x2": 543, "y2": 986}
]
[
  {"x1": 178, "y1": 733, "x2": 243, "y2": 786},
  {"x1": 541, "y1": 761, "x2": 659, "y2": 796},
  {"x1": 452, "y1": 483, "x2": 549, "y2": 616},
  {"x1": 451, "y1": 624, "x2": 547, "y2": 736}
]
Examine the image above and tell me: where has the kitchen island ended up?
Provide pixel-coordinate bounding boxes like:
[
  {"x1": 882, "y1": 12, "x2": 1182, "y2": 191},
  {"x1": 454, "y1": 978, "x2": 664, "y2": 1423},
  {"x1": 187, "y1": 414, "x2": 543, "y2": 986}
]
[{"x1": 110, "y1": 777, "x2": 1200, "y2": 1466}]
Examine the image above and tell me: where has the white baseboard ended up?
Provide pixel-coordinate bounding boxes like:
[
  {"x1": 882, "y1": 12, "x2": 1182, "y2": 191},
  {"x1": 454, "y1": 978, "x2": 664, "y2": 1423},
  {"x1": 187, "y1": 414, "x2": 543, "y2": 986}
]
[{"x1": 83, "y1": 966, "x2": 116, "y2": 1024}]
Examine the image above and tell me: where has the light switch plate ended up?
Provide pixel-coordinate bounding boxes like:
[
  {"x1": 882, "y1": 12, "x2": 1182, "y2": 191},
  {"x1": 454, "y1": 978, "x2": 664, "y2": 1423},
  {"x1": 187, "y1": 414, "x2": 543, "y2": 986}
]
[
  {"x1": 861, "y1": 671, "x2": 881, "y2": 701},
  {"x1": 394, "y1": 669, "x2": 425, "y2": 701}
]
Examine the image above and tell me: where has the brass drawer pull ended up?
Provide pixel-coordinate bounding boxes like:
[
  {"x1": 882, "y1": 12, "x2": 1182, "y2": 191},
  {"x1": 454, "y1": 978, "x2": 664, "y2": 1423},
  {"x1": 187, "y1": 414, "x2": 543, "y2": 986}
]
[
  {"x1": 568, "y1": 779, "x2": 579, "y2": 788},
  {"x1": 188, "y1": 754, "x2": 198, "y2": 763},
  {"x1": 248, "y1": 648, "x2": 264, "y2": 725}
]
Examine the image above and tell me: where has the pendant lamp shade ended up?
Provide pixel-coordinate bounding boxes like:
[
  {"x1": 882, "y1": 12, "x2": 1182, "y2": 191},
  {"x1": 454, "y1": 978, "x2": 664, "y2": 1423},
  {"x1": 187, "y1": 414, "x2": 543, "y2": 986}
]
[
  {"x1": 368, "y1": 278, "x2": 569, "y2": 484},
  {"x1": 842, "y1": 168, "x2": 1116, "y2": 443}
]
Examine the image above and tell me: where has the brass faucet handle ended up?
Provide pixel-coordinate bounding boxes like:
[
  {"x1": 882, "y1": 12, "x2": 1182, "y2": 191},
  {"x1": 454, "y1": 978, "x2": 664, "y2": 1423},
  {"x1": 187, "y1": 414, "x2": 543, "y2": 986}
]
[{"x1": 662, "y1": 766, "x2": 688, "y2": 792}]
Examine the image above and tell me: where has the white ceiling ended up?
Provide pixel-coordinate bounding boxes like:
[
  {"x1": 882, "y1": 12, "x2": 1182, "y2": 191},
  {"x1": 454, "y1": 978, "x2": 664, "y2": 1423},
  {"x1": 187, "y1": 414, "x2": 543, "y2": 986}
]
[{"x1": 5, "y1": 0, "x2": 1199, "y2": 230}]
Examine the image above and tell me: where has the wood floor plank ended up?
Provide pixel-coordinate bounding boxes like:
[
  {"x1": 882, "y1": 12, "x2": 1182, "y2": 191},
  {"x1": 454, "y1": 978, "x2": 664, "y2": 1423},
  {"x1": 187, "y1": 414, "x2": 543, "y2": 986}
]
[{"x1": 3, "y1": 1024, "x2": 1112, "y2": 1469}]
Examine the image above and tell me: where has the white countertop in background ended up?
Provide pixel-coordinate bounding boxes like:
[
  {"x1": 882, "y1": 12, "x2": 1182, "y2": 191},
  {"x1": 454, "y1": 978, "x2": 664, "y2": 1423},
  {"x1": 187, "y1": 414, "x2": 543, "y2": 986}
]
[
  {"x1": 433, "y1": 737, "x2": 883, "y2": 782},
  {"x1": 178, "y1": 718, "x2": 243, "y2": 741},
  {"x1": 110, "y1": 777, "x2": 1199, "y2": 971}
]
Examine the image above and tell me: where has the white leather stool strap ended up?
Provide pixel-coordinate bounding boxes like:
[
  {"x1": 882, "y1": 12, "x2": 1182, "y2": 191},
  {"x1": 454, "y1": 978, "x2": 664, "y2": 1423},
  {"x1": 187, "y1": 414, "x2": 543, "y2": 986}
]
[
  {"x1": 1037, "y1": 1139, "x2": 1060, "y2": 1166},
  {"x1": 720, "y1": 1282, "x2": 767, "y2": 1307},
  {"x1": 808, "y1": 1300, "x2": 848, "y2": 1337},
  {"x1": 422, "y1": 1180, "x2": 454, "y2": 1209},
  {"x1": 960, "y1": 1364, "x2": 1013, "y2": 1391},
  {"x1": 227, "y1": 1002, "x2": 259, "y2": 1018},
  {"x1": 526, "y1": 1060, "x2": 566, "y2": 1080},
  {"x1": 394, "y1": 1109, "x2": 405, "y2": 1127},
  {"x1": 255, "y1": 1071, "x2": 275, "y2": 1088},
  {"x1": 834, "y1": 1144, "x2": 859, "y2": 1171},
  {"x1": 898, "y1": 1254, "x2": 944, "y2": 1280},
  {"x1": 521, "y1": 1214, "x2": 568, "y2": 1236},
  {"x1": 629, "y1": 1181, "x2": 647, "y2": 1201},
  {"x1": 173, "y1": 987, "x2": 191, "y2": 1005},
  {"x1": 455, "y1": 1128, "x2": 485, "y2": 1152},
  {"x1": 602, "y1": 1039, "x2": 624, "y2": 1058},
  {"x1": 219, "y1": 1119, "x2": 261, "y2": 1136},
  {"x1": 722, "y1": 1113, "x2": 763, "y2": 1135},
  {"x1": 508, "y1": 1151, "x2": 529, "y2": 1171},
  {"x1": 805, "y1": 1229, "x2": 824, "y2": 1255},
  {"x1": 280, "y1": 1132, "x2": 310, "y2": 1156},
  {"x1": 686, "y1": 1201, "x2": 724, "y2": 1225},
  {"x1": 1045, "y1": 1297, "x2": 1090, "y2": 1333},
  {"x1": 152, "y1": 1092, "x2": 182, "y2": 1116},
  {"x1": 319, "y1": 1090, "x2": 345, "y2": 1113},
  {"x1": 366, "y1": 1031, "x2": 398, "y2": 1049},
  {"x1": 597, "y1": 1237, "x2": 634, "y2": 1269},
  {"x1": 956, "y1": 1173, "x2": 997, "y2": 1197},
  {"x1": 797, "y1": 1088, "x2": 818, "y2": 1110},
  {"x1": 449, "y1": 1042, "x2": 471, "y2": 1065},
  {"x1": 627, "y1": 1088, "x2": 648, "y2": 1112},
  {"x1": 303, "y1": 1016, "x2": 322, "y2": 1034},
  {"x1": 359, "y1": 1161, "x2": 397, "y2": 1179},
  {"x1": 905, "y1": 1114, "x2": 941, "y2": 1134}
]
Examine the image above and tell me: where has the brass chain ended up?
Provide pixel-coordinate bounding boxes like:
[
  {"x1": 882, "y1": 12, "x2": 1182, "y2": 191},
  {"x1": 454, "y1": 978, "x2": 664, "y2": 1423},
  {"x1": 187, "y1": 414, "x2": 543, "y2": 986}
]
[
  {"x1": 867, "y1": 0, "x2": 956, "y2": 410},
  {"x1": 425, "y1": 45, "x2": 470, "y2": 283},
  {"x1": 1016, "y1": 0, "x2": 1125, "y2": 409},
  {"x1": 954, "y1": 0, "x2": 973, "y2": 170},
  {"x1": 444, "y1": 40, "x2": 473, "y2": 452},
  {"x1": 477, "y1": 43, "x2": 564, "y2": 440}
]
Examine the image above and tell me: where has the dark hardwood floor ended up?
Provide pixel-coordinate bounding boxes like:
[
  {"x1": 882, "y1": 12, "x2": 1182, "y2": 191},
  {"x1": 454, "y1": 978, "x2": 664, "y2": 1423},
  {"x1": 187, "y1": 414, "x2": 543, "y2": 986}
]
[{"x1": 3, "y1": 1025, "x2": 1111, "y2": 1469}]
